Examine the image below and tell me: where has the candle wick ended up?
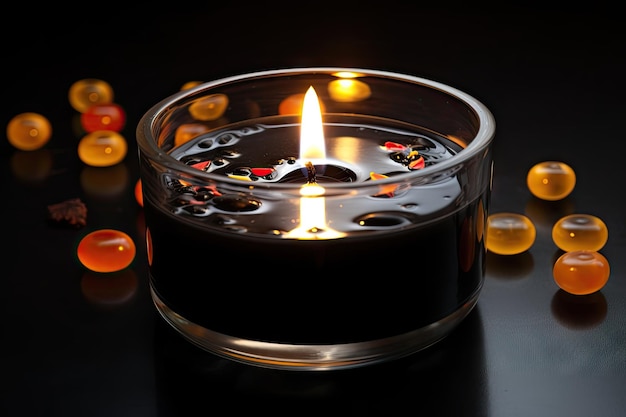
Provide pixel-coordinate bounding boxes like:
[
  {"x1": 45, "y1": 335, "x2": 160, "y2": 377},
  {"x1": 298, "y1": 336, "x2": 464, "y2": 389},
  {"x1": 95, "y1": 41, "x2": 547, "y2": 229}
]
[{"x1": 305, "y1": 161, "x2": 317, "y2": 184}]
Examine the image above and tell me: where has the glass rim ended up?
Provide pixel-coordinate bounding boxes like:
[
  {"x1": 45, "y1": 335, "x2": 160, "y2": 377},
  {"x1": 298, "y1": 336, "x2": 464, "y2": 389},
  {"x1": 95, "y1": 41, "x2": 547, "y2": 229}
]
[{"x1": 136, "y1": 66, "x2": 496, "y2": 190}]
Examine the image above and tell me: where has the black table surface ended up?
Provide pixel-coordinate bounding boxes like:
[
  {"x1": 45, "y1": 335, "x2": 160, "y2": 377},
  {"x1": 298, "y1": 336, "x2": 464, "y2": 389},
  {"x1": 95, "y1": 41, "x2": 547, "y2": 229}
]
[{"x1": 2, "y1": 5, "x2": 625, "y2": 416}]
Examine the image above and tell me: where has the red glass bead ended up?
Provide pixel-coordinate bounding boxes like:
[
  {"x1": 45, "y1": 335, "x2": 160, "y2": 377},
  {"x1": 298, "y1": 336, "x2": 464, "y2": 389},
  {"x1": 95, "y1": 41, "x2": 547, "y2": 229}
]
[{"x1": 81, "y1": 103, "x2": 126, "y2": 133}]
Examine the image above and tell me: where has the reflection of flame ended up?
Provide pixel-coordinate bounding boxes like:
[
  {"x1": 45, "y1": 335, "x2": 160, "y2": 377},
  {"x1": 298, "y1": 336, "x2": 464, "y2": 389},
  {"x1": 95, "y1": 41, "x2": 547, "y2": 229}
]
[
  {"x1": 285, "y1": 87, "x2": 345, "y2": 240},
  {"x1": 285, "y1": 182, "x2": 346, "y2": 240}
]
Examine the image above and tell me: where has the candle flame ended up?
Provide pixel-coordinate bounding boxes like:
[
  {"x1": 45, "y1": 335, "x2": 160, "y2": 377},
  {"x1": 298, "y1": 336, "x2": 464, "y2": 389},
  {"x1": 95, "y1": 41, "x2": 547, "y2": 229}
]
[
  {"x1": 284, "y1": 86, "x2": 345, "y2": 240},
  {"x1": 300, "y1": 86, "x2": 325, "y2": 161}
]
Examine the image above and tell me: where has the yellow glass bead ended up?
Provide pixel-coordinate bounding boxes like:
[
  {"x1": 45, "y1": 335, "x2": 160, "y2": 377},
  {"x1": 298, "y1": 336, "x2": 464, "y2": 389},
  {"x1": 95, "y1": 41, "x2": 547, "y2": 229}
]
[
  {"x1": 188, "y1": 94, "x2": 228, "y2": 121},
  {"x1": 553, "y1": 250, "x2": 610, "y2": 295},
  {"x1": 486, "y1": 212, "x2": 536, "y2": 255},
  {"x1": 69, "y1": 78, "x2": 114, "y2": 113},
  {"x1": 327, "y1": 79, "x2": 371, "y2": 102},
  {"x1": 6, "y1": 112, "x2": 52, "y2": 151},
  {"x1": 527, "y1": 161, "x2": 576, "y2": 201},
  {"x1": 78, "y1": 130, "x2": 128, "y2": 167},
  {"x1": 552, "y1": 214, "x2": 608, "y2": 252}
]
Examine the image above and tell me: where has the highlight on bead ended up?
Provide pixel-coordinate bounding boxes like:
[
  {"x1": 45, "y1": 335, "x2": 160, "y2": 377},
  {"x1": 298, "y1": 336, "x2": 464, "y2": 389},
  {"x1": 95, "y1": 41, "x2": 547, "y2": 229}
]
[
  {"x1": 77, "y1": 229, "x2": 136, "y2": 273},
  {"x1": 553, "y1": 250, "x2": 610, "y2": 295},
  {"x1": 6, "y1": 112, "x2": 52, "y2": 151},
  {"x1": 68, "y1": 78, "x2": 114, "y2": 113},
  {"x1": 485, "y1": 212, "x2": 536, "y2": 255},
  {"x1": 552, "y1": 213, "x2": 608, "y2": 252},
  {"x1": 527, "y1": 160, "x2": 576, "y2": 201}
]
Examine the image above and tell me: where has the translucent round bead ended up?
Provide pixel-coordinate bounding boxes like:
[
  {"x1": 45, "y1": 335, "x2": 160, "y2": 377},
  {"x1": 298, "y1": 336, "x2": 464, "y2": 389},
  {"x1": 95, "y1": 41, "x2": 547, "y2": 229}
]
[
  {"x1": 78, "y1": 130, "x2": 128, "y2": 167},
  {"x1": 69, "y1": 78, "x2": 114, "y2": 113},
  {"x1": 6, "y1": 112, "x2": 52, "y2": 151},
  {"x1": 174, "y1": 123, "x2": 210, "y2": 146},
  {"x1": 77, "y1": 229, "x2": 136, "y2": 273},
  {"x1": 553, "y1": 250, "x2": 610, "y2": 295},
  {"x1": 486, "y1": 212, "x2": 536, "y2": 255},
  {"x1": 527, "y1": 161, "x2": 576, "y2": 201},
  {"x1": 279, "y1": 93, "x2": 327, "y2": 115},
  {"x1": 188, "y1": 93, "x2": 228, "y2": 121},
  {"x1": 327, "y1": 79, "x2": 371, "y2": 102},
  {"x1": 552, "y1": 214, "x2": 608, "y2": 252},
  {"x1": 81, "y1": 103, "x2": 126, "y2": 133}
]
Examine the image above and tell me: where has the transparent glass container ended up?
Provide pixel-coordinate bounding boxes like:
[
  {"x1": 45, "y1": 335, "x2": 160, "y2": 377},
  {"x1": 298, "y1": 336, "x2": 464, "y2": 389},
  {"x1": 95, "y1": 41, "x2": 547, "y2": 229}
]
[{"x1": 136, "y1": 67, "x2": 496, "y2": 370}]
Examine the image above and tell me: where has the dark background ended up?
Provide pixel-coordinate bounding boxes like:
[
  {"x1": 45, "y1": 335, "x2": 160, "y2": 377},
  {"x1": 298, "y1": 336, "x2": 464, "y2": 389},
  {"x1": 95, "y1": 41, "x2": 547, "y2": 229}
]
[{"x1": 2, "y1": 4, "x2": 625, "y2": 416}]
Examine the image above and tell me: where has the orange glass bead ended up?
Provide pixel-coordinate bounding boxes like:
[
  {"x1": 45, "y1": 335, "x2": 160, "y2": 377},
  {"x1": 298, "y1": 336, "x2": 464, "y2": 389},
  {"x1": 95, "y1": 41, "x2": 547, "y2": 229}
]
[
  {"x1": 181, "y1": 81, "x2": 202, "y2": 90},
  {"x1": 174, "y1": 123, "x2": 210, "y2": 146},
  {"x1": 134, "y1": 178, "x2": 144, "y2": 207},
  {"x1": 327, "y1": 79, "x2": 371, "y2": 102},
  {"x1": 81, "y1": 103, "x2": 126, "y2": 133},
  {"x1": 279, "y1": 93, "x2": 327, "y2": 115},
  {"x1": 77, "y1": 229, "x2": 136, "y2": 273},
  {"x1": 69, "y1": 78, "x2": 114, "y2": 113},
  {"x1": 552, "y1": 214, "x2": 608, "y2": 252},
  {"x1": 78, "y1": 130, "x2": 128, "y2": 167},
  {"x1": 6, "y1": 112, "x2": 52, "y2": 151},
  {"x1": 485, "y1": 212, "x2": 536, "y2": 255},
  {"x1": 553, "y1": 250, "x2": 610, "y2": 295},
  {"x1": 188, "y1": 93, "x2": 228, "y2": 121},
  {"x1": 527, "y1": 161, "x2": 576, "y2": 201}
]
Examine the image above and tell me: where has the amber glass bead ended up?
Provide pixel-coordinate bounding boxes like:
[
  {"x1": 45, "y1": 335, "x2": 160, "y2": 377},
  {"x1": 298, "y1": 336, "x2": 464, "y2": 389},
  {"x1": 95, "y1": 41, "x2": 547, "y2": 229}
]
[
  {"x1": 327, "y1": 79, "x2": 371, "y2": 102},
  {"x1": 552, "y1": 214, "x2": 608, "y2": 252},
  {"x1": 486, "y1": 212, "x2": 536, "y2": 255},
  {"x1": 174, "y1": 123, "x2": 210, "y2": 146},
  {"x1": 81, "y1": 103, "x2": 126, "y2": 133},
  {"x1": 188, "y1": 94, "x2": 228, "y2": 121},
  {"x1": 553, "y1": 250, "x2": 610, "y2": 295},
  {"x1": 181, "y1": 81, "x2": 202, "y2": 90},
  {"x1": 69, "y1": 78, "x2": 114, "y2": 113},
  {"x1": 6, "y1": 112, "x2": 52, "y2": 151},
  {"x1": 77, "y1": 229, "x2": 136, "y2": 273},
  {"x1": 527, "y1": 161, "x2": 576, "y2": 201},
  {"x1": 279, "y1": 93, "x2": 327, "y2": 116},
  {"x1": 78, "y1": 130, "x2": 128, "y2": 167}
]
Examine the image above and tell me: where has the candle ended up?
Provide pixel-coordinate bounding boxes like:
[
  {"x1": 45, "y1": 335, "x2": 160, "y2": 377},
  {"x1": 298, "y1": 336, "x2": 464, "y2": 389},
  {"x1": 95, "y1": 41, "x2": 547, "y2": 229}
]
[{"x1": 137, "y1": 68, "x2": 495, "y2": 370}]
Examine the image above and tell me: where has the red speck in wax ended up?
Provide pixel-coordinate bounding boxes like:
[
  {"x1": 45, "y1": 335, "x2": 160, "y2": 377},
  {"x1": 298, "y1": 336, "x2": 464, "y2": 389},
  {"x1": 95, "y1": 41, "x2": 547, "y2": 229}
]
[
  {"x1": 384, "y1": 141, "x2": 407, "y2": 151},
  {"x1": 250, "y1": 167, "x2": 275, "y2": 177}
]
